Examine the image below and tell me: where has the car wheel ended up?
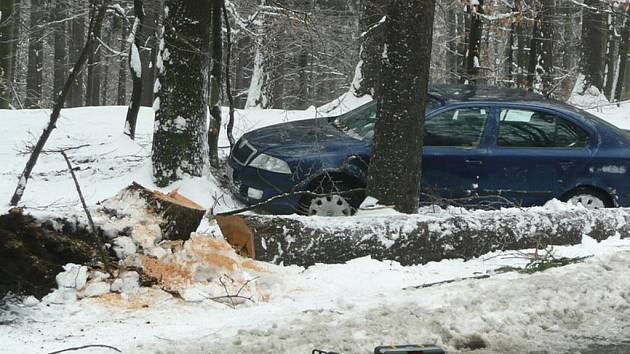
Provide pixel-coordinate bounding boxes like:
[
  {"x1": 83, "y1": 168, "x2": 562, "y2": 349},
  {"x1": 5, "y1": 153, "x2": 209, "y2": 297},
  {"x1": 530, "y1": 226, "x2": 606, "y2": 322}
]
[
  {"x1": 298, "y1": 176, "x2": 364, "y2": 217},
  {"x1": 562, "y1": 188, "x2": 612, "y2": 209}
]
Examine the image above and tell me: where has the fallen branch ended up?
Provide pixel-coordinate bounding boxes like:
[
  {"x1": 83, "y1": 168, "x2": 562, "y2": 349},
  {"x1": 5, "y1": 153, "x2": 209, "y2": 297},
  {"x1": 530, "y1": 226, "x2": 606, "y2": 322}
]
[
  {"x1": 47, "y1": 344, "x2": 121, "y2": 354},
  {"x1": 403, "y1": 275, "x2": 491, "y2": 290},
  {"x1": 60, "y1": 150, "x2": 111, "y2": 273}
]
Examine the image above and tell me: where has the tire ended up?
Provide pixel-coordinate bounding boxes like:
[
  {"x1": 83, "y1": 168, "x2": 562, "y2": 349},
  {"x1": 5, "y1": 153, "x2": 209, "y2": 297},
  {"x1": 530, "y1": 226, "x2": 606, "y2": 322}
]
[
  {"x1": 297, "y1": 175, "x2": 365, "y2": 217},
  {"x1": 561, "y1": 187, "x2": 613, "y2": 209}
]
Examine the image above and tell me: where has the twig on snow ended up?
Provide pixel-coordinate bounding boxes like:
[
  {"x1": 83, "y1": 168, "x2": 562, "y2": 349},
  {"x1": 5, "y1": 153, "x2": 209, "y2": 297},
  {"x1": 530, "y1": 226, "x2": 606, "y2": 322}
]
[{"x1": 47, "y1": 344, "x2": 121, "y2": 354}]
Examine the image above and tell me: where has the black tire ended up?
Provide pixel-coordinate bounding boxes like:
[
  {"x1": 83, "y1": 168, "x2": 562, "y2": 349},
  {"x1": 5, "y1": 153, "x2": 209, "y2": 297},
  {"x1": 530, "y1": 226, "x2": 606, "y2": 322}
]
[
  {"x1": 297, "y1": 175, "x2": 365, "y2": 216},
  {"x1": 561, "y1": 187, "x2": 613, "y2": 208}
]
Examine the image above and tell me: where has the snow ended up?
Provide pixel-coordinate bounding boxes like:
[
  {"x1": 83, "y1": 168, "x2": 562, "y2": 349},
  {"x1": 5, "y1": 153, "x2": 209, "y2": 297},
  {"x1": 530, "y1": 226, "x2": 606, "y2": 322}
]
[{"x1": 3, "y1": 92, "x2": 630, "y2": 352}]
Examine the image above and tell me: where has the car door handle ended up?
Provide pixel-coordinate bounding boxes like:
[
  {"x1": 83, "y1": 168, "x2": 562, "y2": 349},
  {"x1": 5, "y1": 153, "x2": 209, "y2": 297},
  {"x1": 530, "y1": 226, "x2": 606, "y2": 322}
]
[{"x1": 465, "y1": 159, "x2": 483, "y2": 165}]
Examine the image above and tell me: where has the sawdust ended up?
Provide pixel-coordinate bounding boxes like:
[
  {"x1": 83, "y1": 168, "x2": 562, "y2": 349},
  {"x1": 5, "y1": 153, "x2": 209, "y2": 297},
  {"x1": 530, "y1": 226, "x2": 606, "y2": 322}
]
[{"x1": 141, "y1": 255, "x2": 192, "y2": 293}]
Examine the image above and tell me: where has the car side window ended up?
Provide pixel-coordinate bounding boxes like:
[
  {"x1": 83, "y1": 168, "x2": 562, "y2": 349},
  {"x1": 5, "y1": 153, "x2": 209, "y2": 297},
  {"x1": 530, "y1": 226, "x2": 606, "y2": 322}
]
[
  {"x1": 498, "y1": 108, "x2": 590, "y2": 148},
  {"x1": 424, "y1": 107, "x2": 489, "y2": 147}
]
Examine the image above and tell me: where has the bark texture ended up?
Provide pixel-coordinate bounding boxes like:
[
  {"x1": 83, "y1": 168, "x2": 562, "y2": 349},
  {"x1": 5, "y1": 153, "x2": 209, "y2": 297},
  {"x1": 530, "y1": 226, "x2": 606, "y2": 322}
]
[
  {"x1": 25, "y1": 0, "x2": 44, "y2": 108},
  {"x1": 244, "y1": 208, "x2": 630, "y2": 267},
  {"x1": 124, "y1": 0, "x2": 145, "y2": 140},
  {"x1": 152, "y1": 0, "x2": 210, "y2": 187},
  {"x1": 366, "y1": 0, "x2": 436, "y2": 214},
  {"x1": 208, "y1": 0, "x2": 223, "y2": 168},
  {"x1": 0, "y1": 0, "x2": 16, "y2": 109},
  {"x1": 581, "y1": 0, "x2": 605, "y2": 91}
]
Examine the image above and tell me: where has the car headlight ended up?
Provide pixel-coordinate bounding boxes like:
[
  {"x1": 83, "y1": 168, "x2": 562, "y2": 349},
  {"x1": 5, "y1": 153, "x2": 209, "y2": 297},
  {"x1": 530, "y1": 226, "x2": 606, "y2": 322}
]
[{"x1": 248, "y1": 153, "x2": 291, "y2": 174}]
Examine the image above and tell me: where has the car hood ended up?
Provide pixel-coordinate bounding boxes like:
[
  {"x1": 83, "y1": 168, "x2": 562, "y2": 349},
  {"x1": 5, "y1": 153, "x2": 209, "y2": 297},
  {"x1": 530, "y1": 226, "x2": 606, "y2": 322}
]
[{"x1": 243, "y1": 118, "x2": 360, "y2": 155}]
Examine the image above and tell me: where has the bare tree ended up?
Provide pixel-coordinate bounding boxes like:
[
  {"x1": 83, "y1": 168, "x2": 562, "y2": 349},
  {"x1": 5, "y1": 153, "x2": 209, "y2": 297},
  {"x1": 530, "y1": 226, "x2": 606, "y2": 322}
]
[{"x1": 10, "y1": 1, "x2": 111, "y2": 206}]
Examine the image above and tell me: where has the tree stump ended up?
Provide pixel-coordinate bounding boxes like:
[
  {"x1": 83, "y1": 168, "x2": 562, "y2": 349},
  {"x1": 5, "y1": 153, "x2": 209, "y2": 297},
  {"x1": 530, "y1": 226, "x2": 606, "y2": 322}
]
[{"x1": 128, "y1": 182, "x2": 206, "y2": 241}]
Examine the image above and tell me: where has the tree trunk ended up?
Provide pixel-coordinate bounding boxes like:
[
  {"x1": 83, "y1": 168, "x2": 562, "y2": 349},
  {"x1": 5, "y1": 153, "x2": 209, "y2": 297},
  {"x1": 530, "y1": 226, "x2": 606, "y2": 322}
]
[
  {"x1": 366, "y1": 0, "x2": 436, "y2": 214},
  {"x1": 140, "y1": 0, "x2": 161, "y2": 107},
  {"x1": 208, "y1": 0, "x2": 222, "y2": 168},
  {"x1": 152, "y1": 0, "x2": 210, "y2": 187},
  {"x1": 581, "y1": 0, "x2": 605, "y2": 91},
  {"x1": 464, "y1": 0, "x2": 483, "y2": 83},
  {"x1": 603, "y1": 11, "x2": 618, "y2": 100},
  {"x1": 116, "y1": 16, "x2": 128, "y2": 106},
  {"x1": 85, "y1": 46, "x2": 101, "y2": 106},
  {"x1": 539, "y1": 0, "x2": 554, "y2": 96},
  {"x1": 515, "y1": 2, "x2": 527, "y2": 88},
  {"x1": 52, "y1": 0, "x2": 67, "y2": 100},
  {"x1": 357, "y1": 0, "x2": 385, "y2": 96},
  {"x1": 0, "y1": 0, "x2": 16, "y2": 109},
  {"x1": 25, "y1": 0, "x2": 44, "y2": 108},
  {"x1": 242, "y1": 208, "x2": 630, "y2": 267},
  {"x1": 68, "y1": 0, "x2": 86, "y2": 108},
  {"x1": 614, "y1": 7, "x2": 630, "y2": 102},
  {"x1": 124, "y1": 0, "x2": 145, "y2": 140}
]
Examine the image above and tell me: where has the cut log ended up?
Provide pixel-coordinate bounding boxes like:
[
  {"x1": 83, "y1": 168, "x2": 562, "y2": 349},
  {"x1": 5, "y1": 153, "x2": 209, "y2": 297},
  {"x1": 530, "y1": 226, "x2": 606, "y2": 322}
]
[
  {"x1": 128, "y1": 182, "x2": 206, "y2": 240},
  {"x1": 243, "y1": 207, "x2": 630, "y2": 267}
]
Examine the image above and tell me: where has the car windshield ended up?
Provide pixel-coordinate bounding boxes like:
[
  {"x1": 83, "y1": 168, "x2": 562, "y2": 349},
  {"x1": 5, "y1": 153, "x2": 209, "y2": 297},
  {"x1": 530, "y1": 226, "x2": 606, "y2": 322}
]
[{"x1": 334, "y1": 98, "x2": 440, "y2": 140}]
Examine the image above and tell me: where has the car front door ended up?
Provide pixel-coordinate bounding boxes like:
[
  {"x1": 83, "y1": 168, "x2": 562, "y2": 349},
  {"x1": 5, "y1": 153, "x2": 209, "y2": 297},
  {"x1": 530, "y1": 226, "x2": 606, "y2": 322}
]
[
  {"x1": 420, "y1": 105, "x2": 495, "y2": 204},
  {"x1": 481, "y1": 105, "x2": 594, "y2": 206}
]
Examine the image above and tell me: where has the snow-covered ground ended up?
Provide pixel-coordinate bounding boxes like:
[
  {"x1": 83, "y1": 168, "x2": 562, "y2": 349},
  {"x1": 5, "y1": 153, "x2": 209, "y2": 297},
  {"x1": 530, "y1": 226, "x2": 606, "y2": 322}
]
[{"x1": 2, "y1": 92, "x2": 630, "y2": 353}]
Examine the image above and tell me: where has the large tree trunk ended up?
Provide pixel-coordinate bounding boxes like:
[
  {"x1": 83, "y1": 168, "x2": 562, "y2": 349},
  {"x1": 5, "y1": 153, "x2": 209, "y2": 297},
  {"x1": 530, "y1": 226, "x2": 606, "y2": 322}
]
[
  {"x1": 603, "y1": 11, "x2": 618, "y2": 100},
  {"x1": 68, "y1": 0, "x2": 86, "y2": 108},
  {"x1": 0, "y1": 0, "x2": 16, "y2": 109},
  {"x1": 25, "y1": 0, "x2": 44, "y2": 108},
  {"x1": 152, "y1": 0, "x2": 210, "y2": 187},
  {"x1": 464, "y1": 0, "x2": 483, "y2": 83},
  {"x1": 52, "y1": 0, "x2": 67, "y2": 99},
  {"x1": 366, "y1": 0, "x2": 436, "y2": 214},
  {"x1": 581, "y1": 0, "x2": 605, "y2": 91},
  {"x1": 208, "y1": 0, "x2": 222, "y2": 168},
  {"x1": 243, "y1": 208, "x2": 630, "y2": 267},
  {"x1": 539, "y1": 0, "x2": 554, "y2": 95}
]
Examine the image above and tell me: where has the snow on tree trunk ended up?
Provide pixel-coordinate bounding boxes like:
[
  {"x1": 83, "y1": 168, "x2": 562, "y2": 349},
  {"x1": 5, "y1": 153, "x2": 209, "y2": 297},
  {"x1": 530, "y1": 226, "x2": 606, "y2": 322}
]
[
  {"x1": 464, "y1": 0, "x2": 483, "y2": 84},
  {"x1": 208, "y1": 0, "x2": 222, "y2": 168},
  {"x1": 357, "y1": 0, "x2": 385, "y2": 97},
  {"x1": 152, "y1": 0, "x2": 211, "y2": 187},
  {"x1": 124, "y1": 0, "x2": 145, "y2": 140},
  {"x1": 366, "y1": 0, "x2": 436, "y2": 214},
  {"x1": 244, "y1": 0, "x2": 270, "y2": 109}
]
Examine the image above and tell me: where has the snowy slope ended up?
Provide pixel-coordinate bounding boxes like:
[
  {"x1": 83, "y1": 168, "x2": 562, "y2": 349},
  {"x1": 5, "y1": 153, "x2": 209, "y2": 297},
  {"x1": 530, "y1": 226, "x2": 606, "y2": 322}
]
[{"x1": 2, "y1": 94, "x2": 630, "y2": 353}]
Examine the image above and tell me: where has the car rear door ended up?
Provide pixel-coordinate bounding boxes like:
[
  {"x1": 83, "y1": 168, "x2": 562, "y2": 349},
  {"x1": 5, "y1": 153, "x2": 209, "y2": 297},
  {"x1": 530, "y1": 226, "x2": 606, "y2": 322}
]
[
  {"x1": 480, "y1": 105, "x2": 594, "y2": 206},
  {"x1": 420, "y1": 105, "x2": 495, "y2": 204}
]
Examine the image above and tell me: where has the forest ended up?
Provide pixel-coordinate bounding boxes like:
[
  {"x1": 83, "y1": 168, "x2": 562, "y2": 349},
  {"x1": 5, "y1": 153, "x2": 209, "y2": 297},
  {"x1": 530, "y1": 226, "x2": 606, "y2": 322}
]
[{"x1": 4, "y1": 1, "x2": 630, "y2": 353}]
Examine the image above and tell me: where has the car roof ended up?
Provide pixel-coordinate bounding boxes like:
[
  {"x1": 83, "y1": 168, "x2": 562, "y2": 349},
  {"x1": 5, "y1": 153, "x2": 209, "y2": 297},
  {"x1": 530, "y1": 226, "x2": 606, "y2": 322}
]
[{"x1": 429, "y1": 84, "x2": 547, "y2": 102}]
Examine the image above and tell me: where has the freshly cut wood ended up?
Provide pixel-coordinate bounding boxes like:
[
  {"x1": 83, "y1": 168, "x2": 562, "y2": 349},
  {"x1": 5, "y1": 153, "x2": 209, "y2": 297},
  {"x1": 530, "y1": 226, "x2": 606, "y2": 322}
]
[
  {"x1": 128, "y1": 182, "x2": 206, "y2": 240},
  {"x1": 213, "y1": 215, "x2": 256, "y2": 259},
  {"x1": 243, "y1": 207, "x2": 630, "y2": 267}
]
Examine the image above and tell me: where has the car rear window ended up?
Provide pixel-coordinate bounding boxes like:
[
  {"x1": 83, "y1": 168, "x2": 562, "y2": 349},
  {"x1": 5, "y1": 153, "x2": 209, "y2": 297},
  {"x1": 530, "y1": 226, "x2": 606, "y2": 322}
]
[{"x1": 498, "y1": 108, "x2": 590, "y2": 148}]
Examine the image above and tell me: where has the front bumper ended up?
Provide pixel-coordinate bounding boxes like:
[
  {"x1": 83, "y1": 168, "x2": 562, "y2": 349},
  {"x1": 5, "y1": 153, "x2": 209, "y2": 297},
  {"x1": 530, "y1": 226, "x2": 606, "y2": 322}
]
[{"x1": 226, "y1": 158, "x2": 302, "y2": 214}]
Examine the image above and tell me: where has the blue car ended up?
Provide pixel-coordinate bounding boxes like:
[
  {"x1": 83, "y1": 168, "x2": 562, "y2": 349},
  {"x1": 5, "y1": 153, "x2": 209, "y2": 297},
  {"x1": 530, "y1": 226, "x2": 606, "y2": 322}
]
[{"x1": 227, "y1": 86, "x2": 630, "y2": 216}]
